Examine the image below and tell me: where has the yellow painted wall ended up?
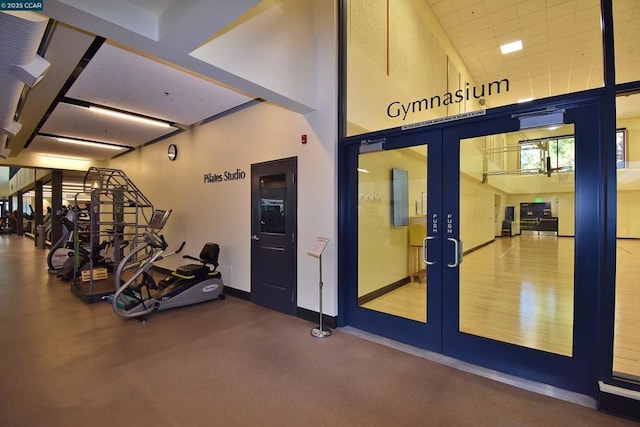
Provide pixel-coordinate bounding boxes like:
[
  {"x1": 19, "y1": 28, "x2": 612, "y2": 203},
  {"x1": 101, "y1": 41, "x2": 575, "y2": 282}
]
[
  {"x1": 459, "y1": 135, "x2": 508, "y2": 248},
  {"x1": 358, "y1": 147, "x2": 426, "y2": 297},
  {"x1": 617, "y1": 117, "x2": 640, "y2": 238},
  {"x1": 346, "y1": 0, "x2": 481, "y2": 133},
  {"x1": 356, "y1": 133, "x2": 565, "y2": 289},
  {"x1": 460, "y1": 174, "x2": 506, "y2": 250}
]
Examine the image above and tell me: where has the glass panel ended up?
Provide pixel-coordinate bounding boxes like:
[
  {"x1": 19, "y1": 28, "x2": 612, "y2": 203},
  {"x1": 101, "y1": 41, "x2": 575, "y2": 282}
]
[
  {"x1": 358, "y1": 145, "x2": 428, "y2": 323},
  {"x1": 614, "y1": 93, "x2": 640, "y2": 381},
  {"x1": 614, "y1": 0, "x2": 640, "y2": 84},
  {"x1": 260, "y1": 174, "x2": 286, "y2": 234},
  {"x1": 459, "y1": 125, "x2": 575, "y2": 356},
  {"x1": 345, "y1": 0, "x2": 603, "y2": 136}
]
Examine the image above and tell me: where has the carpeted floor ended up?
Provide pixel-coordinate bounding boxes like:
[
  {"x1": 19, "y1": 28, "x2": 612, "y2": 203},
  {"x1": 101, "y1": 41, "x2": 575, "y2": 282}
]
[{"x1": 0, "y1": 234, "x2": 636, "y2": 426}]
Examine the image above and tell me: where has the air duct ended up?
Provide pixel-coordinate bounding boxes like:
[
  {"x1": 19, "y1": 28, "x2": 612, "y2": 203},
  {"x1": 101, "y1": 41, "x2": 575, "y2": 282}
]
[
  {"x1": 0, "y1": 11, "x2": 49, "y2": 142},
  {"x1": 11, "y1": 54, "x2": 50, "y2": 87},
  {"x1": 1, "y1": 119, "x2": 22, "y2": 137}
]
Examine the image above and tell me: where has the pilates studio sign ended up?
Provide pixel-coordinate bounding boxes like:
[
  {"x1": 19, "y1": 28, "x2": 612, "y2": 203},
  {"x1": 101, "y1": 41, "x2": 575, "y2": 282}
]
[
  {"x1": 204, "y1": 168, "x2": 246, "y2": 183},
  {"x1": 386, "y1": 78, "x2": 510, "y2": 121}
]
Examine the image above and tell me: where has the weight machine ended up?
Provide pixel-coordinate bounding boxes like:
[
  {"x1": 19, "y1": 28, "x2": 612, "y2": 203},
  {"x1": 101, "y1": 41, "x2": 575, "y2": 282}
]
[{"x1": 67, "y1": 167, "x2": 169, "y2": 303}]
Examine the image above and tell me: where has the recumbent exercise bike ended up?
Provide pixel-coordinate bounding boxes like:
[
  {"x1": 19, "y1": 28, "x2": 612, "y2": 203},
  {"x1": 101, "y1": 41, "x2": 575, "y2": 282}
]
[{"x1": 109, "y1": 231, "x2": 225, "y2": 319}]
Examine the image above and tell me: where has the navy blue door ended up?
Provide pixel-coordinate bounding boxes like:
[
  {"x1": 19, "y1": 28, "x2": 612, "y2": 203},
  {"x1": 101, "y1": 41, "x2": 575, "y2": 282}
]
[
  {"x1": 347, "y1": 128, "x2": 444, "y2": 351},
  {"x1": 251, "y1": 157, "x2": 297, "y2": 315},
  {"x1": 345, "y1": 100, "x2": 602, "y2": 396}
]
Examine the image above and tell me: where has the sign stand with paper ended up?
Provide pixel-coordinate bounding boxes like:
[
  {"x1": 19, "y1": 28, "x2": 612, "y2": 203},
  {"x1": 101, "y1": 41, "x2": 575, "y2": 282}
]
[{"x1": 308, "y1": 237, "x2": 330, "y2": 338}]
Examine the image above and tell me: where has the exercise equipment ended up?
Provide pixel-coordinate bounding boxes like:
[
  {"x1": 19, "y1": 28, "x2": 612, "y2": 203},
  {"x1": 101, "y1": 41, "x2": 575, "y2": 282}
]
[
  {"x1": 46, "y1": 207, "x2": 76, "y2": 272},
  {"x1": 48, "y1": 204, "x2": 126, "y2": 281},
  {"x1": 0, "y1": 212, "x2": 16, "y2": 234},
  {"x1": 35, "y1": 207, "x2": 51, "y2": 248},
  {"x1": 69, "y1": 167, "x2": 164, "y2": 303},
  {"x1": 109, "y1": 231, "x2": 225, "y2": 319}
]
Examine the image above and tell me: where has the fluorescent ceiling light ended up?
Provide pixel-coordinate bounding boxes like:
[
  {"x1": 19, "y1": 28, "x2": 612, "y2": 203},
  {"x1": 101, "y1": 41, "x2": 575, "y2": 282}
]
[
  {"x1": 357, "y1": 168, "x2": 370, "y2": 173},
  {"x1": 38, "y1": 154, "x2": 90, "y2": 168},
  {"x1": 517, "y1": 97, "x2": 534, "y2": 103},
  {"x1": 57, "y1": 137, "x2": 125, "y2": 150},
  {"x1": 500, "y1": 40, "x2": 523, "y2": 55},
  {"x1": 89, "y1": 106, "x2": 171, "y2": 128},
  {"x1": 39, "y1": 154, "x2": 90, "y2": 163}
]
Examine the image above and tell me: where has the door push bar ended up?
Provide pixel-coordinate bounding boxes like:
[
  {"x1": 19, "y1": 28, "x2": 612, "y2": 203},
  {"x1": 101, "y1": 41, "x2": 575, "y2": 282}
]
[
  {"x1": 422, "y1": 236, "x2": 437, "y2": 265},
  {"x1": 447, "y1": 237, "x2": 463, "y2": 268},
  {"x1": 422, "y1": 236, "x2": 463, "y2": 267}
]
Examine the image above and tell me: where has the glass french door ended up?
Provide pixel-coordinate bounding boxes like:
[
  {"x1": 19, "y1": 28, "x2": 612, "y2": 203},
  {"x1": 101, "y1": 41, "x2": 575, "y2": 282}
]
[
  {"x1": 348, "y1": 101, "x2": 602, "y2": 396},
  {"x1": 351, "y1": 129, "x2": 443, "y2": 349}
]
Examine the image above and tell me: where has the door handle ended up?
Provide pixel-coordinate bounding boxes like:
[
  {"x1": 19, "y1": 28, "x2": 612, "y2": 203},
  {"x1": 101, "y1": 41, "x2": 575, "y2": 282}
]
[
  {"x1": 422, "y1": 236, "x2": 436, "y2": 265},
  {"x1": 447, "y1": 237, "x2": 463, "y2": 268},
  {"x1": 251, "y1": 235, "x2": 260, "y2": 241}
]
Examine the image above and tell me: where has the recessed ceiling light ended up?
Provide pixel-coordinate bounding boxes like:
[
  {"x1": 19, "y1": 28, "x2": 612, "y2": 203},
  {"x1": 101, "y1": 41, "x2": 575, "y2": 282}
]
[
  {"x1": 517, "y1": 97, "x2": 534, "y2": 103},
  {"x1": 500, "y1": 40, "x2": 523, "y2": 55},
  {"x1": 89, "y1": 106, "x2": 172, "y2": 128},
  {"x1": 39, "y1": 154, "x2": 90, "y2": 164},
  {"x1": 57, "y1": 137, "x2": 126, "y2": 150}
]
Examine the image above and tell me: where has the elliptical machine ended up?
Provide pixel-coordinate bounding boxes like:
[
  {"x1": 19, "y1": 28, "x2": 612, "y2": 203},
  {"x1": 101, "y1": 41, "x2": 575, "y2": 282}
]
[
  {"x1": 47, "y1": 207, "x2": 76, "y2": 273},
  {"x1": 109, "y1": 231, "x2": 225, "y2": 319}
]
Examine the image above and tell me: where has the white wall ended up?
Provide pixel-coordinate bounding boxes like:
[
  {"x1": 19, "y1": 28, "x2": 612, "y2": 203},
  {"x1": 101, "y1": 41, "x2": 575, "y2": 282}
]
[
  {"x1": 190, "y1": 0, "x2": 317, "y2": 111},
  {"x1": 108, "y1": 0, "x2": 338, "y2": 316}
]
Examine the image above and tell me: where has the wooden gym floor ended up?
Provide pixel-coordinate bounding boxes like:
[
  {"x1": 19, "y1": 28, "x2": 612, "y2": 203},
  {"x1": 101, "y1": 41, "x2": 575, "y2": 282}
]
[{"x1": 363, "y1": 235, "x2": 640, "y2": 379}]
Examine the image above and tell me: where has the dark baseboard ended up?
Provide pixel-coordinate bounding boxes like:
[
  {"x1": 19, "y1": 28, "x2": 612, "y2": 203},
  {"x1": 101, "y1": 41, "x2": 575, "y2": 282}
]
[
  {"x1": 151, "y1": 269, "x2": 335, "y2": 326},
  {"x1": 297, "y1": 306, "x2": 338, "y2": 329},
  {"x1": 224, "y1": 286, "x2": 250, "y2": 301},
  {"x1": 357, "y1": 276, "x2": 411, "y2": 305},
  {"x1": 463, "y1": 239, "x2": 495, "y2": 256},
  {"x1": 598, "y1": 390, "x2": 640, "y2": 422},
  {"x1": 224, "y1": 288, "x2": 337, "y2": 328}
]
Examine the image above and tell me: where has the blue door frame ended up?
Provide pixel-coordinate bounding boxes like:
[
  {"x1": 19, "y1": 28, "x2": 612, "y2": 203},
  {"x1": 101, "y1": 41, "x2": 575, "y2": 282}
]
[{"x1": 339, "y1": 94, "x2": 606, "y2": 397}]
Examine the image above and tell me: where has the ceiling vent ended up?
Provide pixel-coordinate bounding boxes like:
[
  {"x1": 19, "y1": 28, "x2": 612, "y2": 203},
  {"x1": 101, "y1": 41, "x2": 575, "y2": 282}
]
[{"x1": 0, "y1": 134, "x2": 9, "y2": 158}]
